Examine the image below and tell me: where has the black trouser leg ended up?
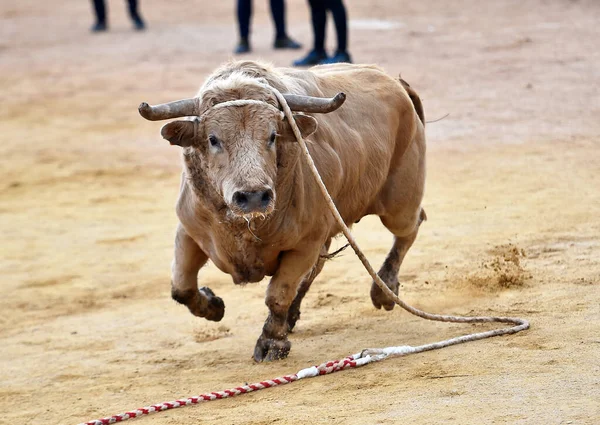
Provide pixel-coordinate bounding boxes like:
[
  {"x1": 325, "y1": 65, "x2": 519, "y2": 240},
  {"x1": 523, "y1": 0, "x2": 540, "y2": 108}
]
[
  {"x1": 127, "y1": 0, "x2": 140, "y2": 20},
  {"x1": 326, "y1": 0, "x2": 348, "y2": 53},
  {"x1": 270, "y1": 0, "x2": 286, "y2": 40},
  {"x1": 237, "y1": 0, "x2": 252, "y2": 40},
  {"x1": 308, "y1": 0, "x2": 326, "y2": 53},
  {"x1": 92, "y1": 0, "x2": 106, "y2": 24}
]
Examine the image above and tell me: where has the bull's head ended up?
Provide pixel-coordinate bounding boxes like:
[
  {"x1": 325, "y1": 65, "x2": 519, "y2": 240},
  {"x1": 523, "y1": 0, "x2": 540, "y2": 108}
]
[{"x1": 139, "y1": 84, "x2": 345, "y2": 219}]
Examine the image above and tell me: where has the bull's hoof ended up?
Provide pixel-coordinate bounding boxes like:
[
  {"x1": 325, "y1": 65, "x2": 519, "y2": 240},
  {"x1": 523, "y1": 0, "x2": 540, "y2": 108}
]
[
  {"x1": 370, "y1": 280, "x2": 398, "y2": 311},
  {"x1": 253, "y1": 336, "x2": 291, "y2": 362},
  {"x1": 199, "y1": 287, "x2": 225, "y2": 322}
]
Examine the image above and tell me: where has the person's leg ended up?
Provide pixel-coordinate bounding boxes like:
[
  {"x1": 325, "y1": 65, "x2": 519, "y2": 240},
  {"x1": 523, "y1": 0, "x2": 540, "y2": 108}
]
[
  {"x1": 319, "y1": 0, "x2": 352, "y2": 63},
  {"x1": 328, "y1": 0, "x2": 347, "y2": 53},
  {"x1": 271, "y1": 0, "x2": 302, "y2": 48},
  {"x1": 238, "y1": 0, "x2": 251, "y2": 41},
  {"x1": 127, "y1": 0, "x2": 145, "y2": 30},
  {"x1": 91, "y1": 0, "x2": 107, "y2": 32},
  {"x1": 293, "y1": 0, "x2": 327, "y2": 66},
  {"x1": 310, "y1": 0, "x2": 327, "y2": 53},
  {"x1": 235, "y1": 0, "x2": 252, "y2": 53},
  {"x1": 270, "y1": 0, "x2": 286, "y2": 40}
]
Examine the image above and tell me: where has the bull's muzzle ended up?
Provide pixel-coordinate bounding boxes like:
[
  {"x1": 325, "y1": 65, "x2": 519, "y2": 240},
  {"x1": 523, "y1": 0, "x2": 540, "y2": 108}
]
[{"x1": 232, "y1": 188, "x2": 274, "y2": 215}]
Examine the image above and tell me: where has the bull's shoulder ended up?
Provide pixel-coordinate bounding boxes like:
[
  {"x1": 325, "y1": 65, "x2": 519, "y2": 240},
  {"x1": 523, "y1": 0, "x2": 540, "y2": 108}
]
[
  {"x1": 175, "y1": 172, "x2": 223, "y2": 231},
  {"x1": 174, "y1": 175, "x2": 196, "y2": 224}
]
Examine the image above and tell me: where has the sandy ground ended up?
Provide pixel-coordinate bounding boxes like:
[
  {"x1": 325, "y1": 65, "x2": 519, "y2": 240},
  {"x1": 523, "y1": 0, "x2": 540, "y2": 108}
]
[{"x1": 1, "y1": 0, "x2": 599, "y2": 424}]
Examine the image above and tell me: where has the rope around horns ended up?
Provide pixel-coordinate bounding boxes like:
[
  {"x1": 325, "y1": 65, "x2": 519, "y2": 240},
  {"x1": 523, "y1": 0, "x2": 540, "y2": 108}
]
[{"x1": 78, "y1": 86, "x2": 529, "y2": 425}]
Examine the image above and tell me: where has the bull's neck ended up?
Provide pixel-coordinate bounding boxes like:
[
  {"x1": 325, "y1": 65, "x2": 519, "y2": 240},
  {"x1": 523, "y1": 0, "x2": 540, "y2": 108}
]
[{"x1": 275, "y1": 141, "x2": 304, "y2": 208}]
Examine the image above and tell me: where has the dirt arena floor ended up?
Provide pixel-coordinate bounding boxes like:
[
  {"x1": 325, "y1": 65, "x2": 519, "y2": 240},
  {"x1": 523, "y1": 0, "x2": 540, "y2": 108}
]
[{"x1": 1, "y1": 0, "x2": 599, "y2": 424}]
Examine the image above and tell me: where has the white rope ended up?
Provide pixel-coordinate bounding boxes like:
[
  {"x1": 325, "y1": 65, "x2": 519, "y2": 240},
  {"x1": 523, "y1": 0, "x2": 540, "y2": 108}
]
[{"x1": 211, "y1": 98, "x2": 284, "y2": 119}]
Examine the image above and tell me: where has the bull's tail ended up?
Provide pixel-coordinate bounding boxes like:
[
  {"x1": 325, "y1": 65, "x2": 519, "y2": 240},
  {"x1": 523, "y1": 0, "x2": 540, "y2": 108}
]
[{"x1": 399, "y1": 77, "x2": 425, "y2": 126}]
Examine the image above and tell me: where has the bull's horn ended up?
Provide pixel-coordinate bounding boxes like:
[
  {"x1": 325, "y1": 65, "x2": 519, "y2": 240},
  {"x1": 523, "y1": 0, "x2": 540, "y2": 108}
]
[
  {"x1": 138, "y1": 98, "x2": 199, "y2": 121},
  {"x1": 282, "y1": 92, "x2": 346, "y2": 113}
]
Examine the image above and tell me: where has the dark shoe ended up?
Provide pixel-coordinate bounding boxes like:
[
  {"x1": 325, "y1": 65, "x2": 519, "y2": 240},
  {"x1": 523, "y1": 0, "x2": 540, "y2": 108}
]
[
  {"x1": 293, "y1": 50, "x2": 328, "y2": 67},
  {"x1": 132, "y1": 16, "x2": 146, "y2": 31},
  {"x1": 320, "y1": 51, "x2": 353, "y2": 64},
  {"x1": 234, "y1": 39, "x2": 251, "y2": 54},
  {"x1": 90, "y1": 22, "x2": 107, "y2": 32},
  {"x1": 273, "y1": 36, "x2": 302, "y2": 50}
]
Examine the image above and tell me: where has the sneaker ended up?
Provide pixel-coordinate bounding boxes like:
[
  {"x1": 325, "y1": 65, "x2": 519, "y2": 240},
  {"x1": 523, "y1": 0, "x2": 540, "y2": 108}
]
[
  {"x1": 234, "y1": 39, "x2": 251, "y2": 54},
  {"x1": 132, "y1": 16, "x2": 146, "y2": 31},
  {"x1": 90, "y1": 22, "x2": 107, "y2": 33},
  {"x1": 293, "y1": 50, "x2": 328, "y2": 67},
  {"x1": 273, "y1": 36, "x2": 302, "y2": 50},
  {"x1": 320, "y1": 51, "x2": 353, "y2": 64}
]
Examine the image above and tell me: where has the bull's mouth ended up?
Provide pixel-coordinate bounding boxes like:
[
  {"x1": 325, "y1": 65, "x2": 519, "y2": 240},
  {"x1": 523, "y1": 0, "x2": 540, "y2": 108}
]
[{"x1": 227, "y1": 202, "x2": 276, "y2": 221}]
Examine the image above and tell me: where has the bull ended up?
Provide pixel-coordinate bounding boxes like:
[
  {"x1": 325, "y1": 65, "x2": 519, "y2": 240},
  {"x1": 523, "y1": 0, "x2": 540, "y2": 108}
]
[{"x1": 139, "y1": 60, "x2": 426, "y2": 362}]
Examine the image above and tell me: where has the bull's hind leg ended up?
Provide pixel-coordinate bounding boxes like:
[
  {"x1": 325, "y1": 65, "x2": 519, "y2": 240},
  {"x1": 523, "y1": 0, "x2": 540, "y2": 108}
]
[
  {"x1": 287, "y1": 239, "x2": 331, "y2": 332},
  {"x1": 171, "y1": 224, "x2": 225, "y2": 321},
  {"x1": 370, "y1": 209, "x2": 426, "y2": 310}
]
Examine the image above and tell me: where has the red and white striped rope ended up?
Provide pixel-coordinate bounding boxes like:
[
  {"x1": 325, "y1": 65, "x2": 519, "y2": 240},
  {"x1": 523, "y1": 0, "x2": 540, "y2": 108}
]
[
  {"x1": 79, "y1": 353, "x2": 385, "y2": 425},
  {"x1": 79, "y1": 375, "x2": 299, "y2": 425},
  {"x1": 78, "y1": 86, "x2": 529, "y2": 425}
]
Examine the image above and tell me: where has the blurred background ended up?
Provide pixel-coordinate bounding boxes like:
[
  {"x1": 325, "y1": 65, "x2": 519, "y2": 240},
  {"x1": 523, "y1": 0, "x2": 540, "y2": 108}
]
[{"x1": 1, "y1": 1, "x2": 599, "y2": 424}]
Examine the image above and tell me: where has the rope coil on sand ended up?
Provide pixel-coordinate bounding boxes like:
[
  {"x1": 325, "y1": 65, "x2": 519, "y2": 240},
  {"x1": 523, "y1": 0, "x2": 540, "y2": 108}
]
[{"x1": 79, "y1": 87, "x2": 529, "y2": 425}]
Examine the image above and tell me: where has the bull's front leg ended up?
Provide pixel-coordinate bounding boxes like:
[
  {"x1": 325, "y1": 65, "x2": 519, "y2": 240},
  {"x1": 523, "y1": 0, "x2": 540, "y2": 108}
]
[
  {"x1": 253, "y1": 245, "x2": 321, "y2": 362},
  {"x1": 171, "y1": 223, "x2": 225, "y2": 321}
]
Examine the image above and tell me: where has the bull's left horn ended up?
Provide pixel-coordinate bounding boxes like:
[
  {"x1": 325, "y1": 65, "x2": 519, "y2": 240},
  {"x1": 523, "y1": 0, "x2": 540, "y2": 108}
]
[
  {"x1": 138, "y1": 98, "x2": 200, "y2": 121},
  {"x1": 282, "y1": 92, "x2": 346, "y2": 114}
]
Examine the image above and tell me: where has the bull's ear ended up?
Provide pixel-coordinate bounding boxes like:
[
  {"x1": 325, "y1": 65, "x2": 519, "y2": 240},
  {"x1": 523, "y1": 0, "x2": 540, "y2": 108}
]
[
  {"x1": 160, "y1": 120, "x2": 196, "y2": 147},
  {"x1": 293, "y1": 114, "x2": 318, "y2": 138}
]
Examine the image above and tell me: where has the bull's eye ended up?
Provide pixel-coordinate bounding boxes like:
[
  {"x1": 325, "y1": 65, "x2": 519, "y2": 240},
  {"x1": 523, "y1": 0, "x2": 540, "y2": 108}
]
[
  {"x1": 268, "y1": 132, "x2": 277, "y2": 147},
  {"x1": 208, "y1": 135, "x2": 221, "y2": 149}
]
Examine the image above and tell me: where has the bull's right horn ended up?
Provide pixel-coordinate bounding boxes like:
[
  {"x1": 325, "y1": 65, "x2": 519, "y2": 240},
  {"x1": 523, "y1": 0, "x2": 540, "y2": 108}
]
[
  {"x1": 138, "y1": 98, "x2": 200, "y2": 121},
  {"x1": 282, "y1": 92, "x2": 346, "y2": 114}
]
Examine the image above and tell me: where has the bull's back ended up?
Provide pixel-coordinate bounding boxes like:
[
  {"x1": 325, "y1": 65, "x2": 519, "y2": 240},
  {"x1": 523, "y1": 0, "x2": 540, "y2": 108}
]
[{"x1": 283, "y1": 64, "x2": 419, "y2": 223}]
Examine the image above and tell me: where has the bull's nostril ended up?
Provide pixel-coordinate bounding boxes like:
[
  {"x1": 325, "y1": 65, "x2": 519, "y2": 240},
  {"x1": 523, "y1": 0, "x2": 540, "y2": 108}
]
[
  {"x1": 233, "y1": 192, "x2": 249, "y2": 207},
  {"x1": 261, "y1": 190, "x2": 272, "y2": 204}
]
